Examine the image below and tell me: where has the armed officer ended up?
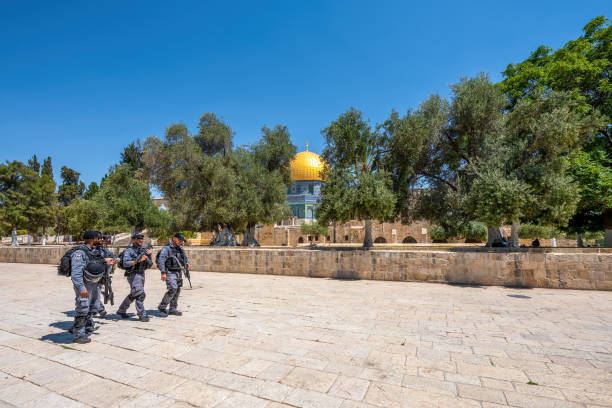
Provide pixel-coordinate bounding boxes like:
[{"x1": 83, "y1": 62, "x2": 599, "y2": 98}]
[
  {"x1": 117, "y1": 233, "x2": 152, "y2": 322},
  {"x1": 157, "y1": 233, "x2": 190, "y2": 317},
  {"x1": 71, "y1": 230, "x2": 113, "y2": 344},
  {"x1": 93, "y1": 234, "x2": 117, "y2": 317}
]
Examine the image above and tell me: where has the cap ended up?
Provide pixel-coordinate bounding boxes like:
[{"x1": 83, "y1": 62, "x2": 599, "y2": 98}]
[
  {"x1": 174, "y1": 233, "x2": 185, "y2": 241},
  {"x1": 83, "y1": 230, "x2": 101, "y2": 240},
  {"x1": 132, "y1": 233, "x2": 144, "y2": 239}
]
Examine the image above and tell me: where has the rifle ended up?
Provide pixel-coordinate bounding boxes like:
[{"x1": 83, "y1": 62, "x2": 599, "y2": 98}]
[
  {"x1": 171, "y1": 254, "x2": 192, "y2": 289},
  {"x1": 132, "y1": 244, "x2": 153, "y2": 272},
  {"x1": 102, "y1": 243, "x2": 116, "y2": 305},
  {"x1": 102, "y1": 264, "x2": 114, "y2": 305}
]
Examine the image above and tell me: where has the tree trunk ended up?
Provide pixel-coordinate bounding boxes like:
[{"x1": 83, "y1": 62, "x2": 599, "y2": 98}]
[
  {"x1": 210, "y1": 224, "x2": 239, "y2": 246},
  {"x1": 11, "y1": 226, "x2": 18, "y2": 246},
  {"x1": 363, "y1": 218, "x2": 373, "y2": 249},
  {"x1": 69, "y1": 235, "x2": 73, "y2": 245},
  {"x1": 27, "y1": 232, "x2": 31, "y2": 246},
  {"x1": 510, "y1": 217, "x2": 519, "y2": 248},
  {"x1": 241, "y1": 222, "x2": 260, "y2": 247},
  {"x1": 486, "y1": 226, "x2": 503, "y2": 247},
  {"x1": 577, "y1": 233, "x2": 583, "y2": 248},
  {"x1": 604, "y1": 209, "x2": 612, "y2": 248},
  {"x1": 42, "y1": 226, "x2": 46, "y2": 246},
  {"x1": 332, "y1": 221, "x2": 337, "y2": 243}
]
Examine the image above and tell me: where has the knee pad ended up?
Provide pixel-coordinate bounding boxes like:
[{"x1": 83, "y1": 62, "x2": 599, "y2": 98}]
[{"x1": 137, "y1": 292, "x2": 146, "y2": 302}]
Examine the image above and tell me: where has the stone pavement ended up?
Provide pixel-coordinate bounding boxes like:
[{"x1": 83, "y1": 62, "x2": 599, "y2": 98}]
[{"x1": 0, "y1": 263, "x2": 611, "y2": 408}]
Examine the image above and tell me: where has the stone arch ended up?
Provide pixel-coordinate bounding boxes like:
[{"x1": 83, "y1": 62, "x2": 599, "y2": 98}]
[
  {"x1": 298, "y1": 236, "x2": 304, "y2": 244},
  {"x1": 402, "y1": 236, "x2": 417, "y2": 243},
  {"x1": 374, "y1": 237, "x2": 387, "y2": 243}
]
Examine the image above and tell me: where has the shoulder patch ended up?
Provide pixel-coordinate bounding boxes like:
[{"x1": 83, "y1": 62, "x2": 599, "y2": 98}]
[{"x1": 74, "y1": 252, "x2": 83, "y2": 260}]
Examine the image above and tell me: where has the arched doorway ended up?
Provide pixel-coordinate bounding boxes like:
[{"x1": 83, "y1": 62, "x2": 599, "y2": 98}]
[
  {"x1": 374, "y1": 237, "x2": 387, "y2": 243},
  {"x1": 298, "y1": 236, "x2": 304, "y2": 244},
  {"x1": 402, "y1": 236, "x2": 417, "y2": 243}
]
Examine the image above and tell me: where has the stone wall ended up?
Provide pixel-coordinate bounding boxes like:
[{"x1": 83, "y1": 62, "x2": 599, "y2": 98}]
[{"x1": 0, "y1": 246, "x2": 610, "y2": 290}]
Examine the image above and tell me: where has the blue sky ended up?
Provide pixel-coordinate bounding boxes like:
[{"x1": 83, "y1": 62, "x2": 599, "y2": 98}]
[{"x1": 0, "y1": 1, "x2": 608, "y2": 186}]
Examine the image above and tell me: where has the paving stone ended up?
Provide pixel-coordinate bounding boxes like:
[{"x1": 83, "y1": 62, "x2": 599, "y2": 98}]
[
  {"x1": 0, "y1": 380, "x2": 50, "y2": 405},
  {"x1": 130, "y1": 371, "x2": 188, "y2": 394},
  {"x1": 444, "y1": 372, "x2": 481, "y2": 386},
  {"x1": 401, "y1": 374, "x2": 456, "y2": 396},
  {"x1": 281, "y1": 367, "x2": 338, "y2": 393},
  {"x1": 166, "y1": 380, "x2": 231, "y2": 406},
  {"x1": 505, "y1": 391, "x2": 584, "y2": 408},
  {"x1": 0, "y1": 264, "x2": 611, "y2": 408},
  {"x1": 214, "y1": 391, "x2": 269, "y2": 408},
  {"x1": 21, "y1": 392, "x2": 87, "y2": 408},
  {"x1": 457, "y1": 384, "x2": 507, "y2": 404},
  {"x1": 284, "y1": 388, "x2": 343, "y2": 408},
  {"x1": 328, "y1": 376, "x2": 370, "y2": 401}
]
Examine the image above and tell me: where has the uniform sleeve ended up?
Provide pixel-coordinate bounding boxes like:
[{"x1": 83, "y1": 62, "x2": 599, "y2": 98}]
[
  {"x1": 70, "y1": 250, "x2": 87, "y2": 291},
  {"x1": 158, "y1": 247, "x2": 168, "y2": 274},
  {"x1": 123, "y1": 248, "x2": 137, "y2": 268}
]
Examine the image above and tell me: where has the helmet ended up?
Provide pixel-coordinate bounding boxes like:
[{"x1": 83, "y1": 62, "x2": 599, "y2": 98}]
[{"x1": 83, "y1": 261, "x2": 105, "y2": 283}]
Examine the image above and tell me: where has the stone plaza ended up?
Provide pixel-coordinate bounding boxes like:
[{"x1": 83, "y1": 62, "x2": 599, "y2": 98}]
[{"x1": 0, "y1": 263, "x2": 611, "y2": 407}]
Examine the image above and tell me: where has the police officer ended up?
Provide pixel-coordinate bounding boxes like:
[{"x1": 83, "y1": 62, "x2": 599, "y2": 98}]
[
  {"x1": 71, "y1": 230, "x2": 112, "y2": 344},
  {"x1": 116, "y1": 233, "x2": 152, "y2": 322},
  {"x1": 157, "y1": 233, "x2": 190, "y2": 317},
  {"x1": 93, "y1": 234, "x2": 117, "y2": 317}
]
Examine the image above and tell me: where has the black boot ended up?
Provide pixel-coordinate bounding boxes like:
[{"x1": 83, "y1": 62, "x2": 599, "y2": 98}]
[
  {"x1": 168, "y1": 310, "x2": 182, "y2": 316},
  {"x1": 158, "y1": 306, "x2": 168, "y2": 317},
  {"x1": 139, "y1": 315, "x2": 149, "y2": 322},
  {"x1": 117, "y1": 311, "x2": 130, "y2": 319}
]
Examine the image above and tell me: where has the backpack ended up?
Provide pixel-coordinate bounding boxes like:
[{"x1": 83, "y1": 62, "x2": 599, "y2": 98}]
[
  {"x1": 57, "y1": 246, "x2": 86, "y2": 276},
  {"x1": 117, "y1": 249, "x2": 129, "y2": 270}
]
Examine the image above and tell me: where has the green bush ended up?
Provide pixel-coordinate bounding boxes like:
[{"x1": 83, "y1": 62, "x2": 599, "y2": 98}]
[
  {"x1": 464, "y1": 221, "x2": 487, "y2": 242},
  {"x1": 157, "y1": 230, "x2": 197, "y2": 241},
  {"x1": 518, "y1": 224, "x2": 559, "y2": 239},
  {"x1": 300, "y1": 222, "x2": 328, "y2": 237},
  {"x1": 429, "y1": 225, "x2": 447, "y2": 242}
]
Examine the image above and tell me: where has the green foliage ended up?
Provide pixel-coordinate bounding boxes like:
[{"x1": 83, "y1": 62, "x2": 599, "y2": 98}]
[
  {"x1": 195, "y1": 113, "x2": 233, "y2": 156},
  {"x1": 300, "y1": 222, "x2": 328, "y2": 237},
  {"x1": 518, "y1": 223, "x2": 560, "y2": 239},
  {"x1": 0, "y1": 161, "x2": 30, "y2": 233},
  {"x1": 155, "y1": 229, "x2": 197, "y2": 241},
  {"x1": 501, "y1": 16, "x2": 612, "y2": 233},
  {"x1": 120, "y1": 141, "x2": 144, "y2": 172},
  {"x1": 61, "y1": 198, "x2": 99, "y2": 234},
  {"x1": 82, "y1": 182, "x2": 99, "y2": 200},
  {"x1": 58, "y1": 166, "x2": 85, "y2": 206},
  {"x1": 464, "y1": 221, "x2": 488, "y2": 242},
  {"x1": 24, "y1": 156, "x2": 57, "y2": 234},
  {"x1": 93, "y1": 164, "x2": 160, "y2": 233},
  {"x1": 319, "y1": 108, "x2": 396, "y2": 247},
  {"x1": 143, "y1": 114, "x2": 296, "y2": 245},
  {"x1": 429, "y1": 225, "x2": 447, "y2": 242},
  {"x1": 41, "y1": 156, "x2": 53, "y2": 177}
]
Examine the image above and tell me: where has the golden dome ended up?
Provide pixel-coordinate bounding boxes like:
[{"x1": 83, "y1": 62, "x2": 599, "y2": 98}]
[{"x1": 290, "y1": 146, "x2": 325, "y2": 181}]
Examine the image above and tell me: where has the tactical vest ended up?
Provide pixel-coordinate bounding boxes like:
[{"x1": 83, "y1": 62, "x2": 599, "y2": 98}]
[{"x1": 165, "y1": 244, "x2": 187, "y2": 271}]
